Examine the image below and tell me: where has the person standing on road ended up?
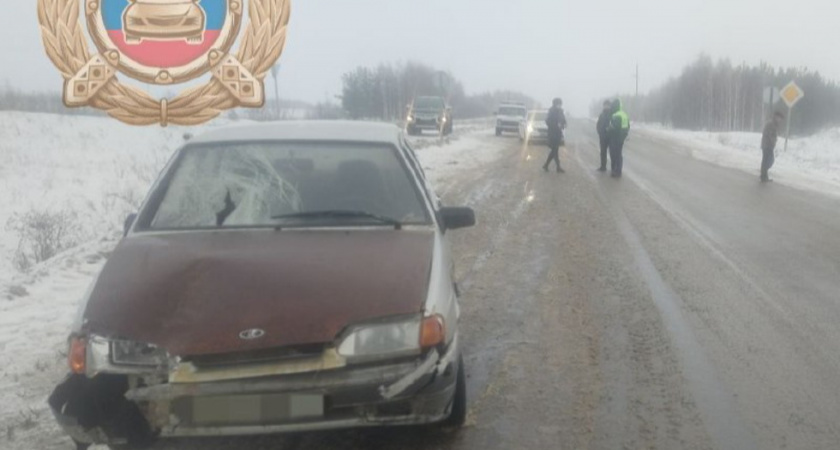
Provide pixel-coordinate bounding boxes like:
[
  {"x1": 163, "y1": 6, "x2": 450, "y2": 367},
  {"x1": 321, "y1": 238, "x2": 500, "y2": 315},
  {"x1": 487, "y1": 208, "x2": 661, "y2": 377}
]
[
  {"x1": 760, "y1": 111, "x2": 785, "y2": 182},
  {"x1": 606, "y1": 98, "x2": 630, "y2": 178},
  {"x1": 596, "y1": 100, "x2": 612, "y2": 172},
  {"x1": 543, "y1": 98, "x2": 567, "y2": 173}
]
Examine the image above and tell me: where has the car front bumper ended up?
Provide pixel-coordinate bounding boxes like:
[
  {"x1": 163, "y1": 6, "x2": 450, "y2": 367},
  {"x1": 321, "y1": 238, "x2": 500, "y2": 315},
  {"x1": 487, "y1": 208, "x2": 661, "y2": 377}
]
[
  {"x1": 49, "y1": 336, "x2": 460, "y2": 446},
  {"x1": 496, "y1": 122, "x2": 520, "y2": 131},
  {"x1": 410, "y1": 118, "x2": 444, "y2": 129},
  {"x1": 525, "y1": 130, "x2": 549, "y2": 141}
]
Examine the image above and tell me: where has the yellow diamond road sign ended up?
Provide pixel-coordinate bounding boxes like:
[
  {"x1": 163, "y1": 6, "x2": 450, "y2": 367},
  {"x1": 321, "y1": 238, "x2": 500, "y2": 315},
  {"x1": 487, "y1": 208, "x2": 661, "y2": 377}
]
[{"x1": 781, "y1": 81, "x2": 804, "y2": 108}]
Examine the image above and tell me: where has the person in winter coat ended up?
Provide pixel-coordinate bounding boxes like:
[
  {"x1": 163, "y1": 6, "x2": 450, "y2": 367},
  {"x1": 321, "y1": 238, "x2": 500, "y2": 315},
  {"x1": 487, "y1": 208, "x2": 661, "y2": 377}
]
[
  {"x1": 760, "y1": 111, "x2": 785, "y2": 182},
  {"x1": 606, "y1": 98, "x2": 630, "y2": 177},
  {"x1": 596, "y1": 100, "x2": 612, "y2": 171},
  {"x1": 543, "y1": 98, "x2": 567, "y2": 173}
]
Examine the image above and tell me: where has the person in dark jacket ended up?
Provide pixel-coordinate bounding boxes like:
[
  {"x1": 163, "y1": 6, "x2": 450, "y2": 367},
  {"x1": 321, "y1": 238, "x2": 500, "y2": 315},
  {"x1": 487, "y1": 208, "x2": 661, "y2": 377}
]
[
  {"x1": 543, "y1": 98, "x2": 567, "y2": 173},
  {"x1": 760, "y1": 111, "x2": 785, "y2": 182},
  {"x1": 606, "y1": 98, "x2": 630, "y2": 177},
  {"x1": 596, "y1": 100, "x2": 612, "y2": 171}
]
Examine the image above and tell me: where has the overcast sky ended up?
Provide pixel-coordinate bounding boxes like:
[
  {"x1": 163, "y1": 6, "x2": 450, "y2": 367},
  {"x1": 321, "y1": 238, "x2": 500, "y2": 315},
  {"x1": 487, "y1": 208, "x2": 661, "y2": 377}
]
[{"x1": 3, "y1": 0, "x2": 838, "y2": 114}]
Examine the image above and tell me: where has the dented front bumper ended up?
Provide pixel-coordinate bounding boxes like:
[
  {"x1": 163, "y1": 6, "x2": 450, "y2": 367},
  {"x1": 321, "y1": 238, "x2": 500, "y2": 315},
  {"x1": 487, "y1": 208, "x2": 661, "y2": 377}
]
[{"x1": 49, "y1": 337, "x2": 460, "y2": 446}]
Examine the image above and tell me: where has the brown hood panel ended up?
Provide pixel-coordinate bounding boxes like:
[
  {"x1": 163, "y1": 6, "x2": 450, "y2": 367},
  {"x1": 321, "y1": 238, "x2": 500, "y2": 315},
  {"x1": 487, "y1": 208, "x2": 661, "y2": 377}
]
[{"x1": 84, "y1": 229, "x2": 434, "y2": 356}]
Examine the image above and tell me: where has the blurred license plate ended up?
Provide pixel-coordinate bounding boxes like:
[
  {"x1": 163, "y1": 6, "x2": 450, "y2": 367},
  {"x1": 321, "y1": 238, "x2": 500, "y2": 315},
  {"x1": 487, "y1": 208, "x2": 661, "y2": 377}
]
[{"x1": 190, "y1": 394, "x2": 323, "y2": 425}]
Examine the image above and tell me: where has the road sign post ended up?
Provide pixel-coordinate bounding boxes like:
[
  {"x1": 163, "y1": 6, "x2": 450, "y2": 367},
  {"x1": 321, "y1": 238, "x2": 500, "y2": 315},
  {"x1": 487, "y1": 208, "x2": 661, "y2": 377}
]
[
  {"x1": 779, "y1": 81, "x2": 804, "y2": 153},
  {"x1": 763, "y1": 86, "x2": 778, "y2": 125}
]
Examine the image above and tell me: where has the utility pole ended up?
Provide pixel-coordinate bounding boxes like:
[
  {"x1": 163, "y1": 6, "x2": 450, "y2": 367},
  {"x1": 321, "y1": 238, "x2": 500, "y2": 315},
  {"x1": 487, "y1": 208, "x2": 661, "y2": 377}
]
[{"x1": 634, "y1": 64, "x2": 639, "y2": 97}]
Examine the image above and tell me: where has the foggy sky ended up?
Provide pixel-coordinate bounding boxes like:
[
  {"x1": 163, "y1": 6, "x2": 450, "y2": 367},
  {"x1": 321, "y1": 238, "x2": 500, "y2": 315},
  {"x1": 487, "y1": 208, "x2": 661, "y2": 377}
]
[{"x1": 3, "y1": 0, "x2": 839, "y2": 114}]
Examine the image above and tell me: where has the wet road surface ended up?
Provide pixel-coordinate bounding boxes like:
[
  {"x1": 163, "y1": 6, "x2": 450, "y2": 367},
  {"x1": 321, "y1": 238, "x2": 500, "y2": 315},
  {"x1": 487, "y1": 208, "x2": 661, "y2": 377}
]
[{"x1": 68, "y1": 124, "x2": 840, "y2": 449}]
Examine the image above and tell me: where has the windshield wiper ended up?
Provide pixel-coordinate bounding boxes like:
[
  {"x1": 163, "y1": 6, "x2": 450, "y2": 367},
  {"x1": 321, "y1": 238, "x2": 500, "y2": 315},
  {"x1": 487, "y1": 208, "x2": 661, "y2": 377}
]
[{"x1": 271, "y1": 210, "x2": 402, "y2": 230}]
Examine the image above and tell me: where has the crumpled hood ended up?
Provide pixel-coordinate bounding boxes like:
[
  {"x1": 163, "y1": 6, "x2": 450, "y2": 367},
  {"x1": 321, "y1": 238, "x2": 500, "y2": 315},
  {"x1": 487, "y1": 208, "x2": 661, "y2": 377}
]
[{"x1": 82, "y1": 229, "x2": 434, "y2": 356}]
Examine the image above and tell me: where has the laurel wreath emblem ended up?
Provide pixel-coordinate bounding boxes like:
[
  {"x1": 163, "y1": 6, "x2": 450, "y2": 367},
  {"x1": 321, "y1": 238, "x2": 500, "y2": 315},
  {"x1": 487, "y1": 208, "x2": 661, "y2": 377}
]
[{"x1": 37, "y1": 0, "x2": 290, "y2": 126}]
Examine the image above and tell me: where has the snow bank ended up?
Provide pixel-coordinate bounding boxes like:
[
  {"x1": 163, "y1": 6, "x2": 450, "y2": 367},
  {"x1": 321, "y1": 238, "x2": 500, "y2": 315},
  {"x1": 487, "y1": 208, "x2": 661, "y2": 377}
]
[
  {"x1": 0, "y1": 112, "x2": 495, "y2": 450},
  {"x1": 635, "y1": 123, "x2": 840, "y2": 197},
  {"x1": 411, "y1": 129, "x2": 501, "y2": 189}
]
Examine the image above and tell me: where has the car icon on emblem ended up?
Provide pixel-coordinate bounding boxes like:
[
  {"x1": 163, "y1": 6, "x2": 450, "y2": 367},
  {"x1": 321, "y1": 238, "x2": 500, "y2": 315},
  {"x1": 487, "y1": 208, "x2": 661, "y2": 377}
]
[
  {"x1": 239, "y1": 328, "x2": 266, "y2": 340},
  {"x1": 123, "y1": 0, "x2": 207, "y2": 45}
]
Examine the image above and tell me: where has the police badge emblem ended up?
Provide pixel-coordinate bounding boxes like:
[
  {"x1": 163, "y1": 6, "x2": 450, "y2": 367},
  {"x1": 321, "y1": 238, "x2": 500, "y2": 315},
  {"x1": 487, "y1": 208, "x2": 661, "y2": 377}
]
[{"x1": 37, "y1": 0, "x2": 290, "y2": 126}]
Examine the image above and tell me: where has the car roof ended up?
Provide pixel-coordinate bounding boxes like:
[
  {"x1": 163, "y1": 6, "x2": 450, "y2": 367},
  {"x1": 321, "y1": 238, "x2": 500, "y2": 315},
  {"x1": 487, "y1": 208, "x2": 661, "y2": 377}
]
[{"x1": 190, "y1": 121, "x2": 403, "y2": 145}]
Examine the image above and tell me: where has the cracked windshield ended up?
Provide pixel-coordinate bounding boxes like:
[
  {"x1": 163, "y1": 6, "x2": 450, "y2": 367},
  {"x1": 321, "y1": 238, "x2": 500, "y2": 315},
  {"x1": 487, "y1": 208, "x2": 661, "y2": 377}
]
[{"x1": 2, "y1": 1, "x2": 840, "y2": 450}]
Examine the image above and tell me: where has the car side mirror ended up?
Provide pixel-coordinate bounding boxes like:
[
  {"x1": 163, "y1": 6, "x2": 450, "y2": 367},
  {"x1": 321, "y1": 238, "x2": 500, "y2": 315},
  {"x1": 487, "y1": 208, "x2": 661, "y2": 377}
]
[
  {"x1": 440, "y1": 207, "x2": 475, "y2": 230},
  {"x1": 124, "y1": 213, "x2": 137, "y2": 237}
]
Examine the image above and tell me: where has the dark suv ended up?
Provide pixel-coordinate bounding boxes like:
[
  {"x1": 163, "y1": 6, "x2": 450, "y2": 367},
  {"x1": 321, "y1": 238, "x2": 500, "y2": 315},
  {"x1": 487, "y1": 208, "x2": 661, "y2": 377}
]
[{"x1": 406, "y1": 96, "x2": 453, "y2": 136}]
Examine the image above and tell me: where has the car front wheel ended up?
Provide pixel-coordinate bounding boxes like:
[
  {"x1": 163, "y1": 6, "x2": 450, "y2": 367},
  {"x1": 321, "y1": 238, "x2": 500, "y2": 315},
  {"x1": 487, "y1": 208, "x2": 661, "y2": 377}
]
[{"x1": 441, "y1": 355, "x2": 467, "y2": 427}]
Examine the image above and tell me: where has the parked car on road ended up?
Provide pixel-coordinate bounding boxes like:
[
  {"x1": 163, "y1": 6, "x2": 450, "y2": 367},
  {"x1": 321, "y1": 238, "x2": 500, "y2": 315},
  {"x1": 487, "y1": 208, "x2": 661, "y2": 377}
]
[
  {"x1": 519, "y1": 110, "x2": 550, "y2": 143},
  {"x1": 406, "y1": 96, "x2": 453, "y2": 136},
  {"x1": 49, "y1": 121, "x2": 475, "y2": 449},
  {"x1": 495, "y1": 103, "x2": 528, "y2": 136}
]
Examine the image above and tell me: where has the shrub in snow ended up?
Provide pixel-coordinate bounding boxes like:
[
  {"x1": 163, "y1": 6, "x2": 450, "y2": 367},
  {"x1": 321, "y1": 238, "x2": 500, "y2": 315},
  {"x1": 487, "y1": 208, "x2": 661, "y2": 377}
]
[{"x1": 6, "y1": 209, "x2": 80, "y2": 272}]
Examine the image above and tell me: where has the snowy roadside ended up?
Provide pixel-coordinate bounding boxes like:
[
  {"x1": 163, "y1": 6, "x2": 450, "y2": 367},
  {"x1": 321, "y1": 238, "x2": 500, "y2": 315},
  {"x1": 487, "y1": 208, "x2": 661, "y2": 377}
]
[
  {"x1": 0, "y1": 112, "x2": 495, "y2": 449},
  {"x1": 634, "y1": 123, "x2": 840, "y2": 198}
]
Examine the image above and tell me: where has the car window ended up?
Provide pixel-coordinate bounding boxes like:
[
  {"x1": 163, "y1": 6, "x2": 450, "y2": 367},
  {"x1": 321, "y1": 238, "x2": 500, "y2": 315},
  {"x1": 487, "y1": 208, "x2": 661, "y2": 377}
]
[
  {"x1": 414, "y1": 97, "x2": 444, "y2": 109},
  {"x1": 400, "y1": 137, "x2": 439, "y2": 209},
  {"x1": 148, "y1": 142, "x2": 431, "y2": 229},
  {"x1": 500, "y1": 107, "x2": 527, "y2": 116}
]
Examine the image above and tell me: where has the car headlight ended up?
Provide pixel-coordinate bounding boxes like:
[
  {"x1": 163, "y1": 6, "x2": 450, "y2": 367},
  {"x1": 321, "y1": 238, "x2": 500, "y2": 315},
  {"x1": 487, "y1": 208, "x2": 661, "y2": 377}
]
[
  {"x1": 527, "y1": 124, "x2": 534, "y2": 133},
  {"x1": 79, "y1": 335, "x2": 171, "y2": 375},
  {"x1": 337, "y1": 315, "x2": 445, "y2": 361},
  {"x1": 407, "y1": 115, "x2": 414, "y2": 122},
  {"x1": 110, "y1": 339, "x2": 170, "y2": 367}
]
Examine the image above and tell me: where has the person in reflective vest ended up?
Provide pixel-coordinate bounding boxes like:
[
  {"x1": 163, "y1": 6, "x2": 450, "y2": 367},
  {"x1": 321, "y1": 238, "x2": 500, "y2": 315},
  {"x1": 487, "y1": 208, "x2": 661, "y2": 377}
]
[{"x1": 606, "y1": 98, "x2": 630, "y2": 178}]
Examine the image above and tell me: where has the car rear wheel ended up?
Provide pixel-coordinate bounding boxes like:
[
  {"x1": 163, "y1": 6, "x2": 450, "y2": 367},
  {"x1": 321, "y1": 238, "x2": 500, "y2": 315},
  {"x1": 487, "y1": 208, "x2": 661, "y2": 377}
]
[{"x1": 441, "y1": 355, "x2": 467, "y2": 428}]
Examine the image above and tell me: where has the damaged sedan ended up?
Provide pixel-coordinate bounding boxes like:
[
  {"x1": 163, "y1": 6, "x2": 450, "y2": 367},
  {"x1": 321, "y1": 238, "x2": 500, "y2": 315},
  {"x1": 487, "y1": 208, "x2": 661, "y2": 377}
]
[{"x1": 49, "y1": 121, "x2": 476, "y2": 449}]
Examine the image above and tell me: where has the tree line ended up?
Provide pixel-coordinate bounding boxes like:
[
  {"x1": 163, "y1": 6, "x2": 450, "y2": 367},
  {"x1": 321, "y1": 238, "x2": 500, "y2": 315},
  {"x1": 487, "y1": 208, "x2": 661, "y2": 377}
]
[
  {"x1": 340, "y1": 61, "x2": 537, "y2": 120},
  {"x1": 3, "y1": 61, "x2": 535, "y2": 122},
  {"x1": 596, "y1": 55, "x2": 840, "y2": 136}
]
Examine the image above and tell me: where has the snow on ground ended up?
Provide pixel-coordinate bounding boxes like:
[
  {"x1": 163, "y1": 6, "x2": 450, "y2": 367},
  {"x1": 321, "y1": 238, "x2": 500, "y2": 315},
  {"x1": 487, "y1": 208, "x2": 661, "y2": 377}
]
[
  {"x1": 635, "y1": 123, "x2": 840, "y2": 197},
  {"x1": 0, "y1": 112, "x2": 494, "y2": 449},
  {"x1": 407, "y1": 118, "x2": 500, "y2": 189}
]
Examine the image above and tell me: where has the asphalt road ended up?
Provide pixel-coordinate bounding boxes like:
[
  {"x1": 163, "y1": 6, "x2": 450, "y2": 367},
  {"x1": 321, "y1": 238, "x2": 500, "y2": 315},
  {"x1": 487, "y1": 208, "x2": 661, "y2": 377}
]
[{"x1": 87, "y1": 123, "x2": 840, "y2": 450}]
